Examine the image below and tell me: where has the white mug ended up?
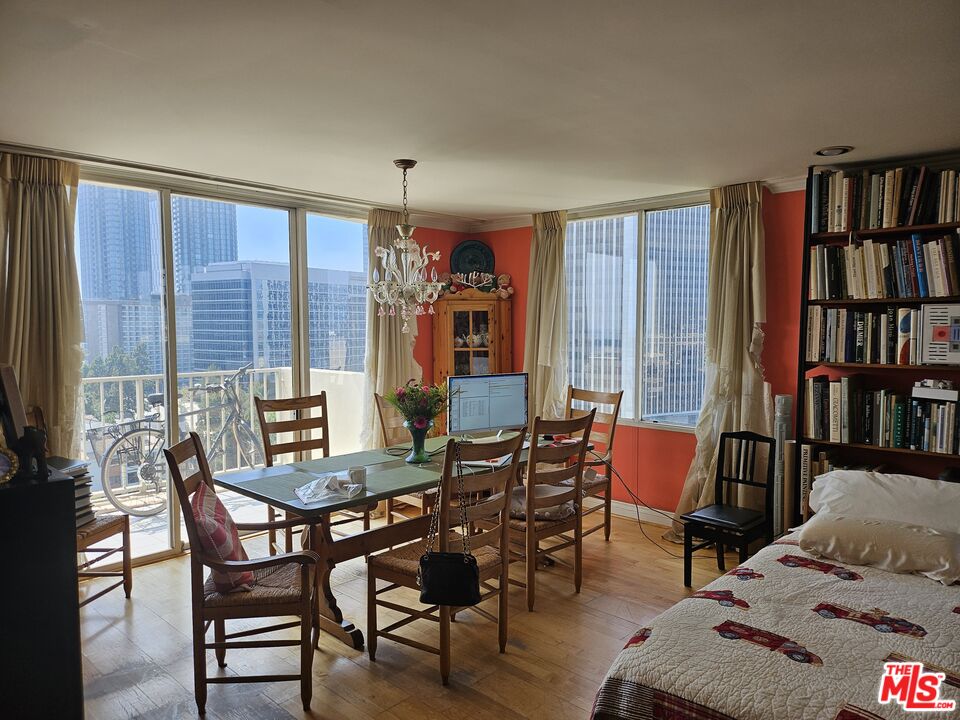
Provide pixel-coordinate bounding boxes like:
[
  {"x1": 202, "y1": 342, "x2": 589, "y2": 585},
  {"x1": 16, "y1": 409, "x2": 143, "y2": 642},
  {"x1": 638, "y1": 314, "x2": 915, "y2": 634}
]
[{"x1": 348, "y1": 466, "x2": 367, "y2": 490}]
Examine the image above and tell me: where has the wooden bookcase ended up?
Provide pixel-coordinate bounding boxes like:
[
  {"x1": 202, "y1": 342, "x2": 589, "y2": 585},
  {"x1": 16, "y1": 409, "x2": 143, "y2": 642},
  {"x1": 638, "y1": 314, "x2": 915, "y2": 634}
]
[{"x1": 794, "y1": 151, "x2": 960, "y2": 525}]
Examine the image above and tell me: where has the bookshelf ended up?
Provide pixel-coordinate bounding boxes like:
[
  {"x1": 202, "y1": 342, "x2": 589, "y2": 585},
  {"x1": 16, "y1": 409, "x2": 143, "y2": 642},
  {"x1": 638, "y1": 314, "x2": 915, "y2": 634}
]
[{"x1": 794, "y1": 151, "x2": 960, "y2": 525}]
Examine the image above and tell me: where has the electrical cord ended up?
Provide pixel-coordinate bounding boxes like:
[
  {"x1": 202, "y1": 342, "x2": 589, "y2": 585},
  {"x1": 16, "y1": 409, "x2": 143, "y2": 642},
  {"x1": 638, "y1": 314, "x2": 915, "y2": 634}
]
[{"x1": 586, "y1": 448, "x2": 719, "y2": 562}]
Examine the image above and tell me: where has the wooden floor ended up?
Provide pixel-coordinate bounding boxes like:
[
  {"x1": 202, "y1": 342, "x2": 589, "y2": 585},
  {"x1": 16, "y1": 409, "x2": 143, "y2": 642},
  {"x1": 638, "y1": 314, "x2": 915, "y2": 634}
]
[{"x1": 80, "y1": 516, "x2": 731, "y2": 720}]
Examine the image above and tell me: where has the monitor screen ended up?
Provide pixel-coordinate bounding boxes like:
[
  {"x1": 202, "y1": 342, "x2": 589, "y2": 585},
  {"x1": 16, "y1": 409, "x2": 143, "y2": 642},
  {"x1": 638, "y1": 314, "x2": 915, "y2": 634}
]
[{"x1": 447, "y1": 372, "x2": 528, "y2": 436}]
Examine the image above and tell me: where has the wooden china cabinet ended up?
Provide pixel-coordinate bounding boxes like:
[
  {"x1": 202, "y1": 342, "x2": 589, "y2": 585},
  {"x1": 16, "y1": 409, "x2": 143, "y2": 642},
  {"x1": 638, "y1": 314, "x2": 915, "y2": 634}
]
[{"x1": 432, "y1": 288, "x2": 512, "y2": 385}]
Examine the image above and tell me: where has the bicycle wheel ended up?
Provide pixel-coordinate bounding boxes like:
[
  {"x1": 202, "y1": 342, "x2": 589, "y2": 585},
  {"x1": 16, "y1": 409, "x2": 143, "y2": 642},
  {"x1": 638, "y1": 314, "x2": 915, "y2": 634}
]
[
  {"x1": 100, "y1": 427, "x2": 168, "y2": 517},
  {"x1": 234, "y1": 421, "x2": 264, "y2": 469}
]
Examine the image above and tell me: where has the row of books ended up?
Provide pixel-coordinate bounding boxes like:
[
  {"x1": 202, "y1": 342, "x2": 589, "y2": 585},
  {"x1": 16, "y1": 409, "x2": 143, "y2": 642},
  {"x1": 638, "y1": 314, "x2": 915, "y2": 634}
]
[
  {"x1": 808, "y1": 233, "x2": 960, "y2": 300},
  {"x1": 792, "y1": 441, "x2": 878, "y2": 522},
  {"x1": 805, "y1": 306, "x2": 920, "y2": 365},
  {"x1": 804, "y1": 376, "x2": 960, "y2": 453},
  {"x1": 812, "y1": 166, "x2": 960, "y2": 234},
  {"x1": 49, "y1": 456, "x2": 96, "y2": 528}
]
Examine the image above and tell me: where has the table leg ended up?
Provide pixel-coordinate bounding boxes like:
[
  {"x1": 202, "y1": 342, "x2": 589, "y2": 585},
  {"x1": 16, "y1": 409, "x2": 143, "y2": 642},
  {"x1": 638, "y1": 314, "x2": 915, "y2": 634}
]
[{"x1": 310, "y1": 516, "x2": 365, "y2": 650}]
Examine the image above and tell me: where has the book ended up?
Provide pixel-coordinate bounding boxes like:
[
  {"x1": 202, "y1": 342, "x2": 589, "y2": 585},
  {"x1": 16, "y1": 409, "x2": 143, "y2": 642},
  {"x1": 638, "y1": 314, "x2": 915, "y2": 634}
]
[
  {"x1": 897, "y1": 308, "x2": 912, "y2": 364},
  {"x1": 829, "y1": 381, "x2": 842, "y2": 442}
]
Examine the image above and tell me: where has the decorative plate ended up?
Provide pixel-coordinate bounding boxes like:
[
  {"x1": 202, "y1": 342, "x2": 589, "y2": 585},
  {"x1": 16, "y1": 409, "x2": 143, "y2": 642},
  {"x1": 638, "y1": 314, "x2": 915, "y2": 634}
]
[
  {"x1": 0, "y1": 446, "x2": 18, "y2": 485},
  {"x1": 450, "y1": 240, "x2": 495, "y2": 275}
]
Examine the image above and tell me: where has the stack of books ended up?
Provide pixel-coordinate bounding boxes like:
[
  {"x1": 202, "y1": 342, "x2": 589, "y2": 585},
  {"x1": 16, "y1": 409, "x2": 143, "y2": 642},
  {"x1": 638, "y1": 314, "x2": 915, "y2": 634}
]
[
  {"x1": 811, "y1": 166, "x2": 960, "y2": 234},
  {"x1": 806, "y1": 305, "x2": 919, "y2": 364},
  {"x1": 808, "y1": 232, "x2": 960, "y2": 301},
  {"x1": 49, "y1": 456, "x2": 95, "y2": 528},
  {"x1": 804, "y1": 375, "x2": 960, "y2": 453}
]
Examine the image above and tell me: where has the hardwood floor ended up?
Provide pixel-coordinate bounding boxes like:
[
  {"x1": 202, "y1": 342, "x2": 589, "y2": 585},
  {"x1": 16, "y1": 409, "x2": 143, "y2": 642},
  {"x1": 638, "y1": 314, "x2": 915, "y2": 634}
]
[{"x1": 80, "y1": 516, "x2": 730, "y2": 719}]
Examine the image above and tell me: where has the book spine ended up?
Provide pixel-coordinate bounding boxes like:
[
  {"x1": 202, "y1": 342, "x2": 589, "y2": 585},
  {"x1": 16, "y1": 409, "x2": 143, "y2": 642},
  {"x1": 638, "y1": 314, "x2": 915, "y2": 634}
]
[
  {"x1": 882, "y1": 169, "x2": 896, "y2": 228},
  {"x1": 912, "y1": 234, "x2": 929, "y2": 297},
  {"x1": 829, "y1": 381, "x2": 841, "y2": 443}
]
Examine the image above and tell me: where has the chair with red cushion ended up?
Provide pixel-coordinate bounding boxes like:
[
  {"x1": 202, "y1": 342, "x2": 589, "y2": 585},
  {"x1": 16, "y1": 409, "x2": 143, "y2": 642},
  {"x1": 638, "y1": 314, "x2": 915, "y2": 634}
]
[{"x1": 164, "y1": 432, "x2": 319, "y2": 716}]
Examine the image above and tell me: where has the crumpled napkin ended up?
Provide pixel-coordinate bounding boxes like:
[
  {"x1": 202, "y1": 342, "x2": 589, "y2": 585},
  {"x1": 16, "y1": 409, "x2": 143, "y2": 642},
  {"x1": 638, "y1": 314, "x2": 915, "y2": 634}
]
[{"x1": 294, "y1": 473, "x2": 365, "y2": 505}]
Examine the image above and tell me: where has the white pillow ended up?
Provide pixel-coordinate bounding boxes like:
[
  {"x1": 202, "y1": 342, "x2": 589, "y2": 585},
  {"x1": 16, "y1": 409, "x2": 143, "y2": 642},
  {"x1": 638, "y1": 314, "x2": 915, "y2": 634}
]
[
  {"x1": 809, "y1": 469, "x2": 960, "y2": 534},
  {"x1": 798, "y1": 513, "x2": 960, "y2": 585}
]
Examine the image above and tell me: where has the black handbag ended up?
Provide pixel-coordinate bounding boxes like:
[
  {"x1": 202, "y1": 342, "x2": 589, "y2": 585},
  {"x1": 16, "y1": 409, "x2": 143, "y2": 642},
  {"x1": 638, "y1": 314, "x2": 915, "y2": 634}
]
[{"x1": 417, "y1": 443, "x2": 481, "y2": 606}]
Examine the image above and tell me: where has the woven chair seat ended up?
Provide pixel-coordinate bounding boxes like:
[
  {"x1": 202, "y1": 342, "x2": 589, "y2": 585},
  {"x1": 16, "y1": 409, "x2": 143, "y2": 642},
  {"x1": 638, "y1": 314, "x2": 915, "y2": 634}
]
[
  {"x1": 76, "y1": 514, "x2": 125, "y2": 544},
  {"x1": 369, "y1": 535, "x2": 502, "y2": 577},
  {"x1": 203, "y1": 562, "x2": 312, "y2": 608},
  {"x1": 559, "y1": 473, "x2": 609, "y2": 493},
  {"x1": 508, "y1": 516, "x2": 571, "y2": 533}
]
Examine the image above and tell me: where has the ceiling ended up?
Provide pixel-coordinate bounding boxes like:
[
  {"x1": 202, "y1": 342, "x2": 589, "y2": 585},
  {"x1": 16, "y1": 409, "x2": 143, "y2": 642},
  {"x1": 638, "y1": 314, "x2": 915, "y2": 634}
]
[{"x1": 1, "y1": 1, "x2": 959, "y2": 221}]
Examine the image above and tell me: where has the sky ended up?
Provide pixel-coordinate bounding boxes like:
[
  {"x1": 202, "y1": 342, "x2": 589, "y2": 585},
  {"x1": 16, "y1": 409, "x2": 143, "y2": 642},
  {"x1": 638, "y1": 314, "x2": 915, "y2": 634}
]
[{"x1": 236, "y1": 205, "x2": 365, "y2": 271}]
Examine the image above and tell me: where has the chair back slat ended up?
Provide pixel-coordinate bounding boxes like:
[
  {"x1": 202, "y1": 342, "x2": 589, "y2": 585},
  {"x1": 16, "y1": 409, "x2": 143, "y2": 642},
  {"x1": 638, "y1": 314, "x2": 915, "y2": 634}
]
[
  {"x1": 255, "y1": 392, "x2": 329, "y2": 465},
  {"x1": 526, "y1": 411, "x2": 595, "y2": 505},
  {"x1": 374, "y1": 393, "x2": 408, "y2": 447},
  {"x1": 565, "y1": 386, "x2": 623, "y2": 464},
  {"x1": 528, "y1": 486, "x2": 577, "y2": 509},
  {"x1": 436, "y1": 433, "x2": 525, "y2": 553},
  {"x1": 163, "y1": 432, "x2": 216, "y2": 560},
  {"x1": 714, "y1": 431, "x2": 776, "y2": 522}
]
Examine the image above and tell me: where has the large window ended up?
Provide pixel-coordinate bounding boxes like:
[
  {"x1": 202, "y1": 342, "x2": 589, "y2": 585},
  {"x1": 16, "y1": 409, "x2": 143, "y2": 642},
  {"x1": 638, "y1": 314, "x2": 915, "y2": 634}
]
[
  {"x1": 75, "y1": 179, "x2": 370, "y2": 559},
  {"x1": 566, "y1": 204, "x2": 709, "y2": 427}
]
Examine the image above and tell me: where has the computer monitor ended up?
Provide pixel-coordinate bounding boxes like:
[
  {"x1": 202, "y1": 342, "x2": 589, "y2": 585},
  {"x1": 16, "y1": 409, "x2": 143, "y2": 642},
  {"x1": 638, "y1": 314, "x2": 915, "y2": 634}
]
[{"x1": 447, "y1": 372, "x2": 528, "y2": 437}]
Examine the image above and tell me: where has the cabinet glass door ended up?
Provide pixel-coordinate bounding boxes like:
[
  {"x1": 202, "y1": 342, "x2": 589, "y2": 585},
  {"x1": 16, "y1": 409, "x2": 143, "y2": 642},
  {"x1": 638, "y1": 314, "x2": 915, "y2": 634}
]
[{"x1": 452, "y1": 307, "x2": 493, "y2": 375}]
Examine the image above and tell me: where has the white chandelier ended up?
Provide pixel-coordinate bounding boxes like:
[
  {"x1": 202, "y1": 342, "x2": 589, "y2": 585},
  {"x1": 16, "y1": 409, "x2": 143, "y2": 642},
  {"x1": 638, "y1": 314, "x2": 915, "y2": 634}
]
[{"x1": 369, "y1": 159, "x2": 443, "y2": 333}]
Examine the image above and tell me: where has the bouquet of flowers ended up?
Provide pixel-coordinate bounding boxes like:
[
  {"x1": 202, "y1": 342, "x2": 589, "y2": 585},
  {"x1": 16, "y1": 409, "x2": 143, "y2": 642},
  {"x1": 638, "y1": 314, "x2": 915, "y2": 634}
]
[{"x1": 385, "y1": 380, "x2": 447, "y2": 429}]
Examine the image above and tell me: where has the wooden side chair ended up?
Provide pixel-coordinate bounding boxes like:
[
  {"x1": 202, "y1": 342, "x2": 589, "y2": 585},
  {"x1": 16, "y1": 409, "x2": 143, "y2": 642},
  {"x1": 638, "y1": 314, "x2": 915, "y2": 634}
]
[
  {"x1": 255, "y1": 392, "x2": 372, "y2": 553},
  {"x1": 376, "y1": 392, "x2": 433, "y2": 524},
  {"x1": 164, "y1": 432, "x2": 320, "y2": 715},
  {"x1": 564, "y1": 386, "x2": 623, "y2": 541},
  {"x1": 510, "y1": 410, "x2": 595, "y2": 612},
  {"x1": 366, "y1": 432, "x2": 525, "y2": 685},
  {"x1": 681, "y1": 430, "x2": 776, "y2": 588},
  {"x1": 25, "y1": 405, "x2": 133, "y2": 606}
]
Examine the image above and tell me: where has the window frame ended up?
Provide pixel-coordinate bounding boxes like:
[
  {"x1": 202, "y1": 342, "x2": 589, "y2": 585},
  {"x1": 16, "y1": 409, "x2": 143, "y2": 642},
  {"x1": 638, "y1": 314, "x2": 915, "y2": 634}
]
[
  {"x1": 567, "y1": 190, "x2": 710, "y2": 433},
  {"x1": 76, "y1": 171, "x2": 371, "y2": 561}
]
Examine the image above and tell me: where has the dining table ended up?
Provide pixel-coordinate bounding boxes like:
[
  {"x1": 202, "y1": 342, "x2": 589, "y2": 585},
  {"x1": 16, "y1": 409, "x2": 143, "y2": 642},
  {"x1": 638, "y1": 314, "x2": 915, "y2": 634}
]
[{"x1": 214, "y1": 436, "x2": 482, "y2": 650}]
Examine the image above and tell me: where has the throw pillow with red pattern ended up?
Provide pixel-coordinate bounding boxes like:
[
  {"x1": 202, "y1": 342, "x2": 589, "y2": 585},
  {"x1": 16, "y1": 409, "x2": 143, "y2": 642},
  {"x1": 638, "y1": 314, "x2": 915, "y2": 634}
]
[{"x1": 191, "y1": 481, "x2": 255, "y2": 592}]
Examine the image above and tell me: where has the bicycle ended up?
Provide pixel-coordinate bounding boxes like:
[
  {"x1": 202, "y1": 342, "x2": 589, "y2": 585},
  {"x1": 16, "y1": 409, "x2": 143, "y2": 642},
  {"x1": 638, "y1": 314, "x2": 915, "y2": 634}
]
[{"x1": 87, "y1": 363, "x2": 264, "y2": 517}]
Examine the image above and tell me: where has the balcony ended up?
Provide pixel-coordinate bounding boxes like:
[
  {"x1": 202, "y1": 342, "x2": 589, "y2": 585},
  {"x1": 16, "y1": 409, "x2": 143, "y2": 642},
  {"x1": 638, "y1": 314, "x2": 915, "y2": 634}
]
[{"x1": 80, "y1": 366, "x2": 365, "y2": 558}]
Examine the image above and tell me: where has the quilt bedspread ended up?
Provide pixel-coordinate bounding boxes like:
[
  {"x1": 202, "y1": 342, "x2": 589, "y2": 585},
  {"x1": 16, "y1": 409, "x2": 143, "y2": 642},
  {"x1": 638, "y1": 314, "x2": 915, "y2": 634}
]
[{"x1": 591, "y1": 538, "x2": 960, "y2": 720}]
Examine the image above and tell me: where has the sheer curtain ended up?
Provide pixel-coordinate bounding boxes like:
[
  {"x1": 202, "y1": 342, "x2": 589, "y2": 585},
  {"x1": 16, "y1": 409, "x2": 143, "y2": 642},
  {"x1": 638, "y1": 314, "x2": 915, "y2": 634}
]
[
  {"x1": 0, "y1": 153, "x2": 84, "y2": 456},
  {"x1": 524, "y1": 210, "x2": 569, "y2": 420},
  {"x1": 667, "y1": 182, "x2": 773, "y2": 538},
  {"x1": 360, "y1": 208, "x2": 423, "y2": 449}
]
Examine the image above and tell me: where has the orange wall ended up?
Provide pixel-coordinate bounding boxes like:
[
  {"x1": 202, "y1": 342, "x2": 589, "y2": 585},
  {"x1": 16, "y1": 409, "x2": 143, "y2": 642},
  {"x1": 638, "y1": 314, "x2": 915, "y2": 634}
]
[
  {"x1": 475, "y1": 189, "x2": 808, "y2": 511},
  {"x1": 411, "y1": 226, "x2": 466, "y2": 381}
]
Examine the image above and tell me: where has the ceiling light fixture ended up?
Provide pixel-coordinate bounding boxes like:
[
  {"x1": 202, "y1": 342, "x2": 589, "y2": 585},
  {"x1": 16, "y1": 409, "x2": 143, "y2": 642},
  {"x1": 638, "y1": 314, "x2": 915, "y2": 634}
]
[
  {"x1": 815, "y1": 146, "x2": 854, "y2": 157},
  {"x1": 368, "y1": 159, "x2": 443, "y2": 333}
]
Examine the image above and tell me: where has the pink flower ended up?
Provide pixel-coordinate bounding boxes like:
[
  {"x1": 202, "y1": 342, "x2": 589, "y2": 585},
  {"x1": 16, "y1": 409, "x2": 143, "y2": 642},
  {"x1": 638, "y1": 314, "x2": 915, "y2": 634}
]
[
  {"x1": 396, "y1": 387, "x2": 406, "y2": 398},
  {"x1": 413, "y1": 417, "x2": 429, "y2": 429}
]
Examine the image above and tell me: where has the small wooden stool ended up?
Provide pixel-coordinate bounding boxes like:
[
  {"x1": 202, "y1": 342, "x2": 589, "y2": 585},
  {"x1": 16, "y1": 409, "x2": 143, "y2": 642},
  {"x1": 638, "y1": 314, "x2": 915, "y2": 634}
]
[{"x1": 76, "y1": 514, "x2": 132, "y2": 607}]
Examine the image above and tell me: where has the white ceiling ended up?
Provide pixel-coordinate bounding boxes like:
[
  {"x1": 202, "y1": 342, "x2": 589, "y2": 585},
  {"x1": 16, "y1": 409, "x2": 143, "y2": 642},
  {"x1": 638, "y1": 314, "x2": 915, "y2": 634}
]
[{"x1": 1, "y1": 1, "x2": 959, "y2": 221}]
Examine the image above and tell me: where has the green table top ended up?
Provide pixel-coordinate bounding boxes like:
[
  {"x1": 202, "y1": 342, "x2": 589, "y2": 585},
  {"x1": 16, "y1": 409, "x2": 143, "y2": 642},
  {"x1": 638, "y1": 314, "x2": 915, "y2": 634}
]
[{"x1": 214, "y1": 436, "x2": 460, "y2": 517}]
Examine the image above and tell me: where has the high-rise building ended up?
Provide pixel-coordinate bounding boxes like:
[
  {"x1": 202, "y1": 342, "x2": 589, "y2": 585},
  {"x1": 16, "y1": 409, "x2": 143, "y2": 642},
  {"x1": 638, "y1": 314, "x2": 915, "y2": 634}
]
[
  {"x1": 189, "y1": 261, "x2": 366, "y2": 372},
  {"x1": 76, "y1": 183, "x2": 161, "y2": 301},
  {"x1": 171, "y1": 196, "x2": 238, "y2": 294}
]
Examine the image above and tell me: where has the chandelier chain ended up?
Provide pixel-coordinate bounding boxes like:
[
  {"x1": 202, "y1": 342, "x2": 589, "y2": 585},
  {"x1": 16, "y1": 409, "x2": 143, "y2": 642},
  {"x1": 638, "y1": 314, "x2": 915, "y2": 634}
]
[{"x1": 402, "y1": 168, "x2": 408, "y2": 222}]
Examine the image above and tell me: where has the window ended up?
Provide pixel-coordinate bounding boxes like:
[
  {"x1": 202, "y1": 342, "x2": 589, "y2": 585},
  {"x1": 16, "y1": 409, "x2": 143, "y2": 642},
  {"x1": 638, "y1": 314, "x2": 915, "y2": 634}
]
[
  {"x1": 566, "y1": 203, "x2": 709, "y2": 427},
  {"x1": 75, "y1": 179, "x2": 372, "y2": 559}
]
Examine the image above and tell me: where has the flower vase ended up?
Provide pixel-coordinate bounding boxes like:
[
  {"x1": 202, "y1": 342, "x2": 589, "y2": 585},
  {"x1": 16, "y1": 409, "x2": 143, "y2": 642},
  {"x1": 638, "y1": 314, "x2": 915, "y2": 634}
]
[{"x1": 403, "y1": 420, "x2": 433, "y2": 464}]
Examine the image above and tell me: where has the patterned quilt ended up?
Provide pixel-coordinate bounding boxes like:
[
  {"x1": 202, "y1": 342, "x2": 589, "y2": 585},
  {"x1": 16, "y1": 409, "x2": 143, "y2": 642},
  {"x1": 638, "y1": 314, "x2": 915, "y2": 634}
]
[{"x1": 592, "y1": 537, "x2": 960, "y2": 720}]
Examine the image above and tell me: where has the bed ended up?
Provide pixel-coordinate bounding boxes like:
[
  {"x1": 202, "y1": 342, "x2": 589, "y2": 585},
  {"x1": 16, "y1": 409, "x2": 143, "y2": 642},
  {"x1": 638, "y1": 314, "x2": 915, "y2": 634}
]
[{"x1": 591, "y1": 534, "x2": 960, "y2": 720}]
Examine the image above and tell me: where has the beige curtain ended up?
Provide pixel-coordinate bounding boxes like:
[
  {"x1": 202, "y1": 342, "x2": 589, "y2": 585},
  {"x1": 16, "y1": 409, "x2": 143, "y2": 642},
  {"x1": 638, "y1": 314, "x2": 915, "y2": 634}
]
[
  {"x1": 523, "y1": 210, "x2": 569, "y2": 420},
  {"x1": 667, "y1": 182, "x2": 773, "y2": 539},
  {"x1": 360, "y1": 208, "x2": 423, "y2": 448},
  {"x1": 0, "y1": 153, "x2": 83, "y2": 456}
]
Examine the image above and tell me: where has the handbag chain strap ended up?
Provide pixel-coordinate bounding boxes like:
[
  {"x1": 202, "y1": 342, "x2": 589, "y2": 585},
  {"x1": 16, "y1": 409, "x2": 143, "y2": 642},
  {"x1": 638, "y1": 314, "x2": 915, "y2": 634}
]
[{"x1": 424, "y1": 441, "x2": 471, "y2": 559}]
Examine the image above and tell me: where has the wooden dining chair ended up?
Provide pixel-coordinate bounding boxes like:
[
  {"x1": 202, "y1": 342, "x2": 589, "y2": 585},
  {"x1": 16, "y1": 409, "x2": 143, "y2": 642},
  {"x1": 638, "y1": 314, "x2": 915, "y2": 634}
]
[
  {"x1": 510, "y1": 410, "x2": 595, "y2": 612},
  {"x1": 375, "y1": 392, "x2": 433, "y2": 524},
  {"x1": 564, "y1": 386, "x2": 623, "y2": 542},
  {"x1": 255, "y1": 392, "x2": 372, "y2": 553},
  {"x1": 366, "y1": 432, "x2": 525, "y2": 685},
  {"x1": 680, "y1": 431, "x2": 776, "y2": 587},
  {"x1": 26, "y1": 405, "x2": 134, "y2": 606},
  {"x1": 164, "y1": 432, "x2": 320, "y2": 716}
]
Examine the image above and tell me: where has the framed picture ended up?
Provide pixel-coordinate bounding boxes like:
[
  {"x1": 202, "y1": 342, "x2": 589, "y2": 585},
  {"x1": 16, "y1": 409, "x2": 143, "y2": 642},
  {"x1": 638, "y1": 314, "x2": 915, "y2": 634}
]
[{"x1": 0, "y1": 364, "x2": 28, "y2": 449}]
